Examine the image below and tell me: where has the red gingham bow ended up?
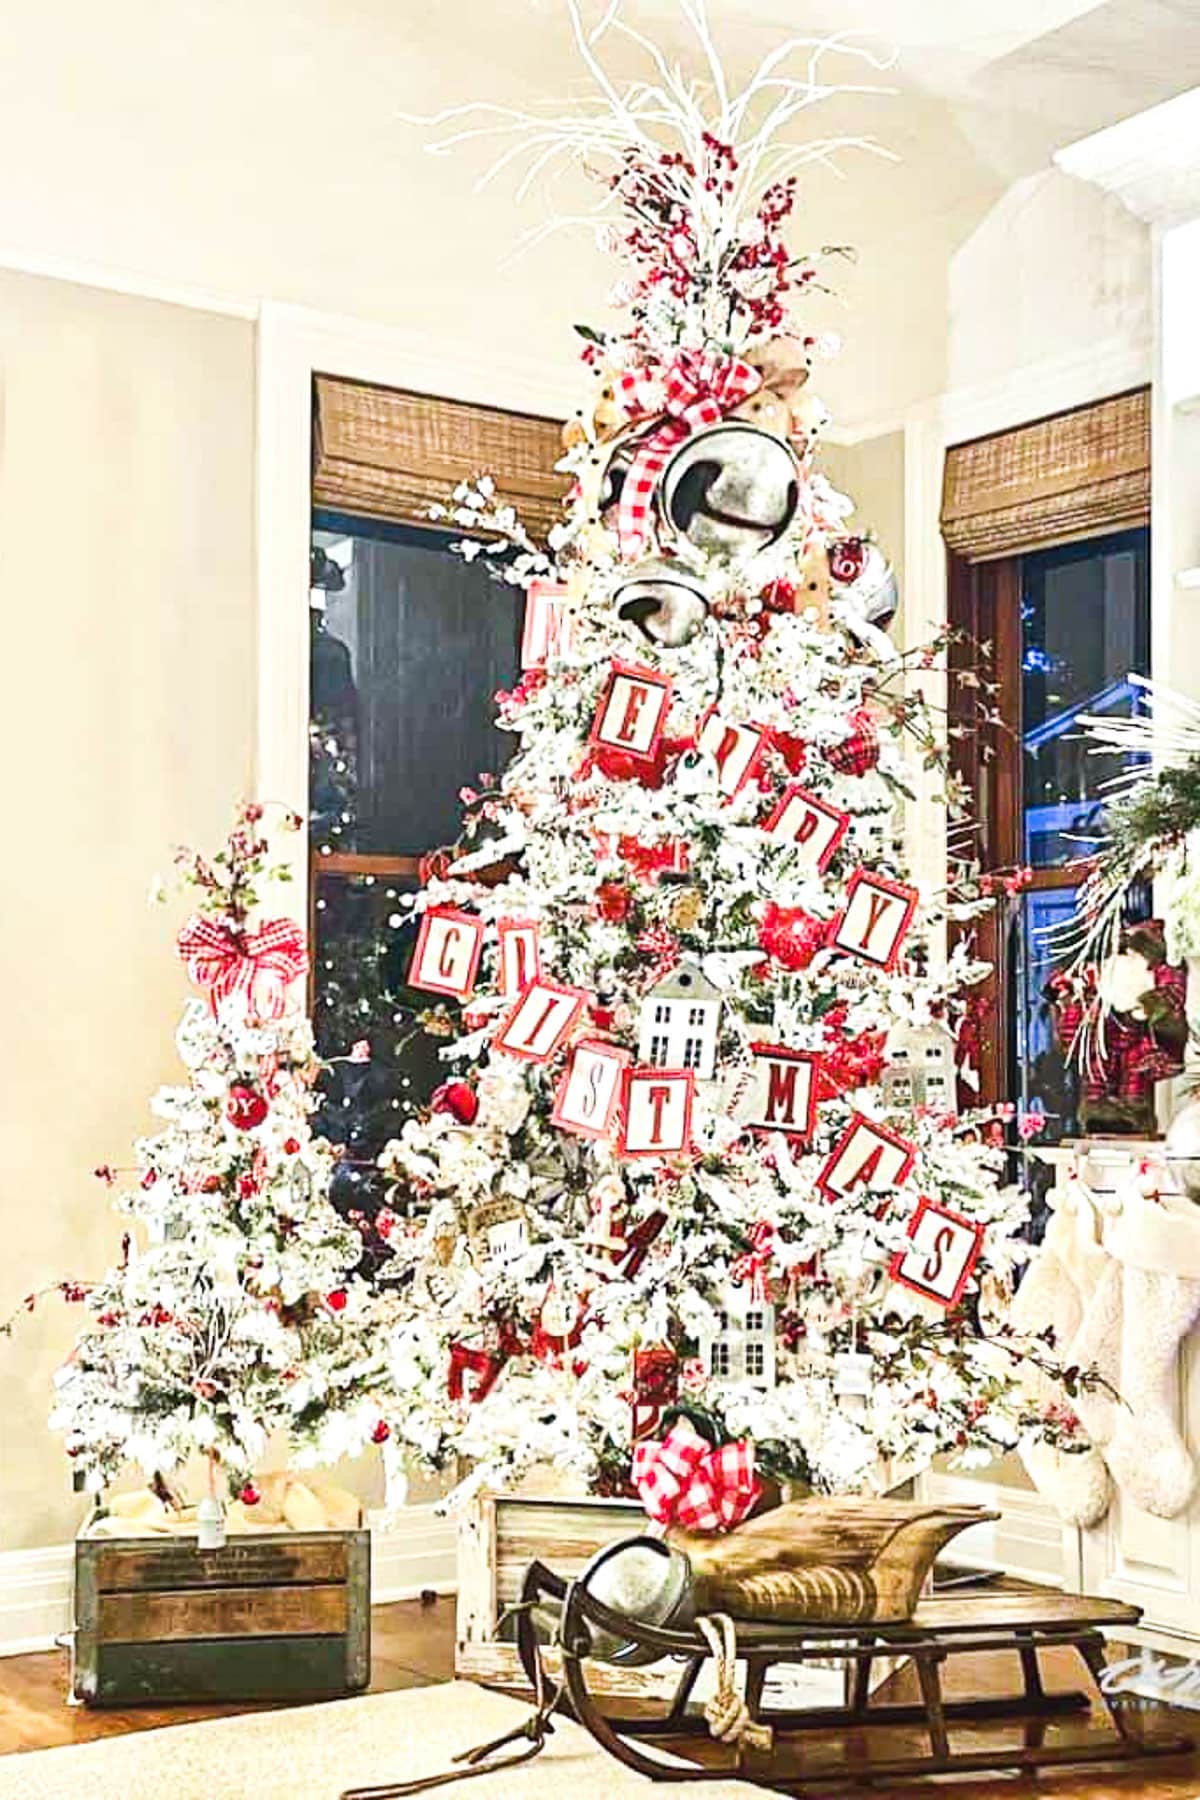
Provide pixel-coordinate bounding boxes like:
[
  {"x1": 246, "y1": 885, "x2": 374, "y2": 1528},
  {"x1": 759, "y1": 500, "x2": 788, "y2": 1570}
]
[
  {"x1": 631, "y1": 1417, "x2": 760, "y2": 1533},
  {"x1": 177, "y1": 916, "x2": 308, "y2": 1021},
  {"x1": 730, "y1": 1221, "x2": 777, "y2": 1303},
  {"x1": 615, "y1": 350, "x2": 761, "y2": 561}
]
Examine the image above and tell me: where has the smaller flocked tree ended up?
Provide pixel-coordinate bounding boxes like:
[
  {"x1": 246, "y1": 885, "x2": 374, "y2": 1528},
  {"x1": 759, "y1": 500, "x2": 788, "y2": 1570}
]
[{"x1": 43, "y1": 809, "x2": 388, "y2": 1538}]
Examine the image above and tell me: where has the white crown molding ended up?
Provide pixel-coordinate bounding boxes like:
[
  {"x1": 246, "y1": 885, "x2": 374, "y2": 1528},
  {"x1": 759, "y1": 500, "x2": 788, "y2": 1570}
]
[
  {"x1": 0, "y1": 1505, "x2": 457, "y2": 1659},
  {"x1": 0, "y1": 246, "x2": 260, "y2": 320},
  {"x1": 937, "y1": 334, "x2": 1152, "y2": 449},
  {"x1": 1056, "y1": 86, "x2": 1200, "y2": 227}
]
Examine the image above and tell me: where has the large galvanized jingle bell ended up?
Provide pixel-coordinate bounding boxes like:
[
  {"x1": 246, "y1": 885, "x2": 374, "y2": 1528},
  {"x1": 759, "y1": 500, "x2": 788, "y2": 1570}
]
[
  {"x1": 613, "y1": 558, "x2": 710, "y2": 648},
  {"x1": 573, "y1": 1535, "x2": 694, "y2": 1664},
  {"x1": 658, "y1": 422, "x2": 801, "y2": 562}
]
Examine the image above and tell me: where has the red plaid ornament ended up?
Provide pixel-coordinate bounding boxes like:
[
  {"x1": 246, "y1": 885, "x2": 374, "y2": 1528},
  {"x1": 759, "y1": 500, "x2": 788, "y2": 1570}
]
[
  {"x1": 615, "y1": 350, "x2": 761, "y2": 560},
  {"x1": 824, "y1": 709, "x2": 880, "y2": 778},
  {"x1": 730, "y1": 1221, "x2": 776, "y2": 1302},
  {"x1": 631, "y1": 1417, "x2": 760, "y2": 1534},
  {"x1": 177, "y1": 915, "x2": 308, "y2": 1020}
]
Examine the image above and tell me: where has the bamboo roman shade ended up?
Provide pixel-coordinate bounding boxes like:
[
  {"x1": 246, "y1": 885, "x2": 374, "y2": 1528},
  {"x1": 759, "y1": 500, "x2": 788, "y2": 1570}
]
[
  {"x1": 940, "y1": 386, "x2": 1150, "y2": 563},
  {"x1": 312, "y1": 375, "x2": 567, "y2": 538}
]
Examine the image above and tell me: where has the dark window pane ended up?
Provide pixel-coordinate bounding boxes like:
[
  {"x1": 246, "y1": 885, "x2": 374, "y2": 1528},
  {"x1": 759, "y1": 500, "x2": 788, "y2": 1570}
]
[
  {"x1": 1021, "y1": 528, "x2": 1149, "y2": 868},
  {"x1": 1012, "y1": 886, "x2": 1080, "y2": 1146},
  {"x1": 310, "y1": 513, "x2": 522, "y2": 856}
]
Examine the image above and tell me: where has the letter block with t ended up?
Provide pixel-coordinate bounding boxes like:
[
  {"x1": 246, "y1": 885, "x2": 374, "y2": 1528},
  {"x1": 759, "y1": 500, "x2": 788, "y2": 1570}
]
[
  {"x1": 620, "y1": 1068, "x2": 695, "y2": 1156},
  {"x1": 743, "y1": 1046, "x2": 819, "y2": 1138},
  {"x1": 494, "y1": 979, "x2": 588, "y2": 1063},
  {"x1": 818, "y1": 1113, "x2": 915, "y2": 1203},
  {"x1": 890, "y1": 1198, "x2": 984, "y2": 1308},
  {"x1": 408, "y1": 907, "x2": 485, "y2": 1001},
  {"x1": 763, "y1": 785, "x2": 849, "y2": 875},
  {"x1": 831, "y1": 868, "x2": 919, "y2": 970},
  {"x1": 552, "y1": 1040, "x2": 631, "y2": 1140},
  {"x1": 590, "y1": 663, "x2": 672, "y2": 761}
]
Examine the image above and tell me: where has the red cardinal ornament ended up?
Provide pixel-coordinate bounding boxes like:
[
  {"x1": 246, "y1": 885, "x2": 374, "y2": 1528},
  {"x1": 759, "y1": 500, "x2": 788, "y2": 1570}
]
[
  {"x1": 431, "y1": 1080, "x2": 479, "y2": 1125},
  {"x1": 825, "y1": 709, "x2": 880, "y2": 778},
  {"x1": 226, "y1": 1085, "x2": 269, "y2": 1131}
]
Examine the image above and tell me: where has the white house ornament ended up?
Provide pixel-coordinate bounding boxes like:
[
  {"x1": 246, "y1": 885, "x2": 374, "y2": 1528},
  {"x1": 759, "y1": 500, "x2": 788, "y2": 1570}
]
[
  {"x1": 657, "y1": 421, "x2": 802, "y2": 562},
  {"x1": 494, "y1": 978, "x2": 588, "y2": 1063},
  {"x1": 551, "y1": 1039, "x2": 631, "y2": 1140},
  {"x1": 817, "y1": 1114, "x2": 916, "y2": 1204},
  {"x1": 889, "y1": 1199, "x2": 985, "y2": 1310},
  {"x1": 520, "y1": 579, "x2": 575, "y2": 669},
  {"x1": 695, "y1": 709, "x2": 768, "y2": 797},
  {"x1": 620, "y1": 1067, "x2": 696, "y2": 1157},
  {"x1": 700, "y1": 1292, "x2": 776, "y2": 1387},
  {"x1": 496, "y1": 917, "x2": 542, "y2": 1000},
  {"x1": 408, "y1": 906, "x2": 485, "y2": 1001},
  {"x1": 831, "y1": 870, "x2": 919, "y2": 972},
  {"x1": 612, "y1": 558, "x2": 710, "y2": 649},
  {"x1": 637, "y1": 958, "x2": 721, "y2": 1080},
  {"x1": 881, "y1": 1021, "x2": 958, "y2": 1117},
  {"x1": 589, "y1": 662, "x2": 673, "y2": 763},
  {"x1": 762, "y1": 783, "x2": 849, "y2": 874}
]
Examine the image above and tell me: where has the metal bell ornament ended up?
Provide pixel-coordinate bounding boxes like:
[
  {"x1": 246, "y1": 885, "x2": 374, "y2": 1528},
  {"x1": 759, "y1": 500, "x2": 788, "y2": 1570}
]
[
  {"x1": 1166, "y1": 1096, "x2": 1200, "y2": 1200},
  {"x1": 658, "y1": 422, "x2": 801, "y2": 561},
  {"x1": 828, "y1": 536, "x2": 899, "y2": 633},
  {"x1": 613, "y1": 558, "x2": 710, "y2": 649},
  {"x1": 571, "y1": 1535, "x2": 694, "y2": 1664}
]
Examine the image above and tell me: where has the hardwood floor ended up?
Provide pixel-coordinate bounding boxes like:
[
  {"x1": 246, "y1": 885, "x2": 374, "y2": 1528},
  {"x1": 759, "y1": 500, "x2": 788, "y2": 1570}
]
[{"x1": 0, "y1": 1595, "x2": 1197, "y2": 1796}]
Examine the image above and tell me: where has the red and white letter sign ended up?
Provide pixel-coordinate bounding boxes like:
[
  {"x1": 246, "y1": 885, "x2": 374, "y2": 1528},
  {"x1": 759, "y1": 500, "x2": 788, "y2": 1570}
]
[
  {"x1": 408, "y1": 907, "x2": 485, "y2": 1001},
  {"x1": 890, "y1": 1199, "x2": 984, "y2": 1309},
  {"x1": 552, "y1": 1040, "x2": 631, "y2": 1140},
  {"x1": 696, "y1": 710, "x2": 767, "y2": 797},
  {"x1": 620, "y1": 1068, "x2": 695, "y2": 1157},
  {"x1": 831, "y1": 869, "x2": 918, "y2": 971},
  {"x1": 521, "y1": 580, "x2": 574, "y2": 669},
  {"x1": 817, "y1": 1114, "x2": 915, "y2": 1203},
  {"x1": 494, "y1": 979, "x2": 587, "y2": 1063},
  {"x1": 743, "y1": 1046, "x2": 820, "y2": 1139},
  {"x1": 763, "y1": 785, "x2": 849, "y2": 875},
  {"x1": 590, "y1": 663, "x2": 672, "y2": 761},
  {"x1": 496, "y1": 918, "x2": 542, "y2": 1000}
]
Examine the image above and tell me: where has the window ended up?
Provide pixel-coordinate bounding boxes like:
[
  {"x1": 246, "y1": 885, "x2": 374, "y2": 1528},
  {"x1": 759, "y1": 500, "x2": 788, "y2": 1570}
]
[
  {"x1": 711, "y1": 1342, "x2": 731, "y2": 1376},
  {"x1": 687, "y1": 1005, "x2": 707, "y2": 1026},
  {"x1": 745, "y1": 1343, "x2": 765, "y2": 1378},
  {"x1": 746, "y1": 1310, "x2": 764, "y2": 1331},
  {"x1": 949, "y1": 526, "x2": 1150, "y2": 1144},
  {"x1": 649, "y1": 1034, "x2": 671, "y2": 1063},
  {"x1": 654, "y1": 1003, "x2": 671, "y2": 1023},
  {"x1": 682, "y1": 1038, "x2": 703, "y2": 1068}
]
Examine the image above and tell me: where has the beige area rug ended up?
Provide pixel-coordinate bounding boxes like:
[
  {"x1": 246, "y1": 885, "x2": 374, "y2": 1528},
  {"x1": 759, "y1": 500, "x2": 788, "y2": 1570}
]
[{"x1": 0, "y1": 1680, "x2": 779, "y2": 1799}]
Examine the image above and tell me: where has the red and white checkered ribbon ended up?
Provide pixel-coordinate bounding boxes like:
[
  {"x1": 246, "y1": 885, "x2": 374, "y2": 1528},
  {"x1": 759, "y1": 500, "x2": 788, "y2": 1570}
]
[
  {"x1": 632, "y1": 1417, "x2": 760, "y2": 1533},
  {"x1": 614, "y1": 350, "x2": 761, "y2": 561},
  {"x1": 730, "y1": 1221, "x2": 777, "y2": 1303},
  {"x1": 177, "y1": 915, "x2": 308, "y2": 1020}
]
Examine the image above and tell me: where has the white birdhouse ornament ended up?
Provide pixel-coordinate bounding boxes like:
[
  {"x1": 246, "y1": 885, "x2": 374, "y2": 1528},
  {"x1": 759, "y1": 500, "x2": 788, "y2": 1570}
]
[
  {"x1": 881, "y1": 1021, "x2": 958, "y2": 1117},
  {"x1": 700, "y1": 1291, "x2": 776, "y2": 1388},
  {"x1": 637, "y1": 958, "x2": 721, "y2": 1080}
]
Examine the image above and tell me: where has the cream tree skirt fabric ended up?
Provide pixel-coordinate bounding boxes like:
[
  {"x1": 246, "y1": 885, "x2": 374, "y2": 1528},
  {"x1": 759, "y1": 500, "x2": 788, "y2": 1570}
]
[{"x1": 0, "y1": 1681, "x2": 777, "y2": 1800}]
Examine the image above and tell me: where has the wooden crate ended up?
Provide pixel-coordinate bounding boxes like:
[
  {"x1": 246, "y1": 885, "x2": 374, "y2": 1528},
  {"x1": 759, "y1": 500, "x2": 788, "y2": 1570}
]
[
  {"x1": 73, "y1": 1523, "x2": 370, "y2": 1705},
  {"x1": 457, "y1": 1489, "x2": 664, "y2": 1697}
]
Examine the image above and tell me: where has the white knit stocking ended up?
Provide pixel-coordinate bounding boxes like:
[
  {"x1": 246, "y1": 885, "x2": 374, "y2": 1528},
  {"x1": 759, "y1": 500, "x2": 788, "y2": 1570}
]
[{"x1": 1105, "y1": 1263, "x2": 1200, "y2": 1518}]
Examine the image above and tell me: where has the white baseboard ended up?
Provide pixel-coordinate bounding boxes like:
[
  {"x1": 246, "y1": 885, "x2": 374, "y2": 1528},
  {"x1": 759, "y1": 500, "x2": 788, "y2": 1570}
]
[
  {"x1": 0, "y1": 1504, "x2": 457, "y2": 1658},
  {"x1": 918, "y1": 1470, "x2": 1067, "y2": 1589}
]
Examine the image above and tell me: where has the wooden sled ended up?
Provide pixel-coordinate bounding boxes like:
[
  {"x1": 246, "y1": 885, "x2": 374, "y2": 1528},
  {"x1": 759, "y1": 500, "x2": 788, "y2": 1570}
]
[{"x1": 515, "y1": 1559, "x2": 1195, "y2": 1788}]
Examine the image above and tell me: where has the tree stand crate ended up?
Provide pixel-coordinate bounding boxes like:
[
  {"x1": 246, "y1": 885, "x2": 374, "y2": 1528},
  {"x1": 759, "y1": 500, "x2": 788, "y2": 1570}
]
[{"x1": 72, "y1": 1521, "x2": 371, "y2": 1705}]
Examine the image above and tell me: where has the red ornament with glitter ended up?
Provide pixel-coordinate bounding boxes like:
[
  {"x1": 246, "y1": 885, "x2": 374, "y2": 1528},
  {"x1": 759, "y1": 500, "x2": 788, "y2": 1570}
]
[
  {"x1": 758, "y1": 902, "x2": 827, "y2": 971},
  {"x1": 431, "y1": 1080, "x2": 479, "y2": 1126},
  {"x1": 226, "y1": 1085, "x2": 269, "y2": 1132}
]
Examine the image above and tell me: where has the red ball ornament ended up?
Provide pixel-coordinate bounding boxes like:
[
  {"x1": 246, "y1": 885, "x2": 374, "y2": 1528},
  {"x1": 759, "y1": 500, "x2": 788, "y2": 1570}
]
[
  {"x1": 761, "y1": 578, "x2": 797, "y2": 613},
  {"x1": 283, "y1": 1137, "x2": 301, "y2": 1155},
  {"x1": 828, "y1": 536, "x2": 867, "y2": 585},
  {"x1": 227, "y1": 1085, "x2": 269, "y2": 1131},
  {"x1": 239, "y1": 1482, "x2": 261, "y2": 1507},
  {"x1": 371, "y1": 1420, "x2": 391, "y2": 1445},
  {"x1": 431, "y1": 1080, "x2": 479, "y2": 1125},
  {"x1": 595, "y1": 880, "x2": 632, "y2": 923},
  {"x1": 825, "y1": 709, "x2": 880, "y2": 778},
  {"x1": 325, "y1": 1289, "x2": 348, "y2": 1313}
]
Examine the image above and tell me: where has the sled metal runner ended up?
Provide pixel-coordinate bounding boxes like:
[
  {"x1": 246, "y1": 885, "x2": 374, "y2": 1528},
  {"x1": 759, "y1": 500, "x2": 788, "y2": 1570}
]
[{"x1": 516, "y1": 1560, "x2": 1195, "y2": 1788}]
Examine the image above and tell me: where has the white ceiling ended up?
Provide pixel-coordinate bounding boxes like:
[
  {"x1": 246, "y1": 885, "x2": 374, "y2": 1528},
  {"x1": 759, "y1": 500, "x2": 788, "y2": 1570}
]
[{"x1": 0, "y1": 0, "x2": 1188, "y2": 426}]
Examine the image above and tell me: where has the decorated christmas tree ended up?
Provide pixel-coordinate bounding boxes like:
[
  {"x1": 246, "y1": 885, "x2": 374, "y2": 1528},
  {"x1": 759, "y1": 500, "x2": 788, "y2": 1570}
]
[
  {"x1": 374, "y1": 7, "x2": 1078, "y2": 1510},
  {"x1": 45, "y1": 809, "x2": 388, "y2": 1541}
]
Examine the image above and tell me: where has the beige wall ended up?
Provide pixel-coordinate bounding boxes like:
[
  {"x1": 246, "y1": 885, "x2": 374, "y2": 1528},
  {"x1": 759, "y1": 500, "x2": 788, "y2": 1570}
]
[{"x1": 0, "y1": 271, "x2": 256, "y2": 1551}]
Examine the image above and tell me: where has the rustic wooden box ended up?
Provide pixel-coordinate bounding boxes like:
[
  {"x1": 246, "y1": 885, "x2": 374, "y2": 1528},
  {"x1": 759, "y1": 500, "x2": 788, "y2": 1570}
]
[{"x1": 73, "y1": 1523, "x2": 371, "y2": 1705}]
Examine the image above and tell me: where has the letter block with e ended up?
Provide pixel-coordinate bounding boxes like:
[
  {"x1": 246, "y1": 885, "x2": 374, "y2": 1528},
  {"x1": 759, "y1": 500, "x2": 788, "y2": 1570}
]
[{"x1": 590, "y1": 663, "x2": 672, "y2": 760}]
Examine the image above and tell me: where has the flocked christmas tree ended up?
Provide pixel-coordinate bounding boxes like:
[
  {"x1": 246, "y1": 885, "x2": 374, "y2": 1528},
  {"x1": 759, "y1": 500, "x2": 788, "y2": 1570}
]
[
  {"x1": 45, "y1": 809, "x2": 388, "y2": 1543},
  {"x1": 366, "y1": 6, "x2": 1090, "y2": 1515}
]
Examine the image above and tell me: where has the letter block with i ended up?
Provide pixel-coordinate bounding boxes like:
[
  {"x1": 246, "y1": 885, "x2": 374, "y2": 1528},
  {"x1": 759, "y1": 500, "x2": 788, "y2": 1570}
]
[{"x1": 494, "y1": 979, "x2": 588, "y2": 1063}]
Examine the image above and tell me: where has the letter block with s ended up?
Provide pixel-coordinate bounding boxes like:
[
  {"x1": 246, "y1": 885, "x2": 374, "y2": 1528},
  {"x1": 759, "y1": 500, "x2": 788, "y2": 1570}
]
[{"x1": 890, "y1": 1197, "x2": 985, "y2": 1309}]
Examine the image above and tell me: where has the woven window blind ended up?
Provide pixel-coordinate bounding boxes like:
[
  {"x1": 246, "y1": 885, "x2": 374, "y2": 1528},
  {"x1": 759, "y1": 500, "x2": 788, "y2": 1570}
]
[
  {"x1": 940, "y1": 386, "x2": 1150, "y2": 563},
  {"x1": 312, "y1": 375, "x2": 567, "y2": 538}
]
